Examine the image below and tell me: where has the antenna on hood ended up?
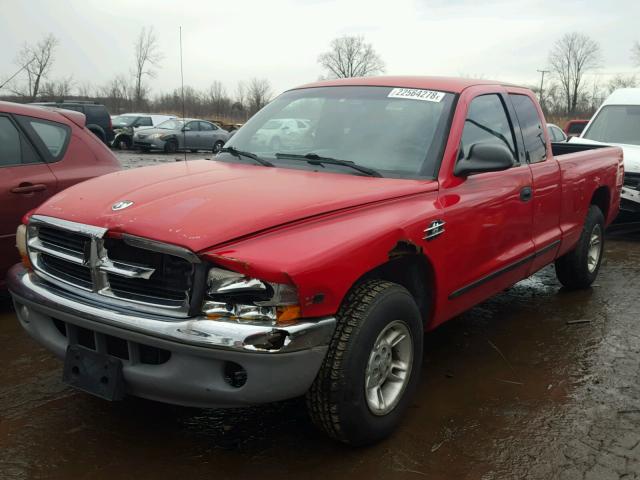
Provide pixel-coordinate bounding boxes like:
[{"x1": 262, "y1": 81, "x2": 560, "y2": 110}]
[{"x1": 180, "y1": 26, "x2": 187, "y2": 163}]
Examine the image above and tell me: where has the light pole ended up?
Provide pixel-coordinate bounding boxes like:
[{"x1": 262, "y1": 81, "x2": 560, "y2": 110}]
[{"x1": 537, "y1": 69, "x2": 550, "y2": 110}]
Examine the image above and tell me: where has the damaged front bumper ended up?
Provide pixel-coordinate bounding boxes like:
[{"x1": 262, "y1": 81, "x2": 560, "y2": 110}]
[{"x1": 7, "y1": 265, "x2": 335, "y2": 407}]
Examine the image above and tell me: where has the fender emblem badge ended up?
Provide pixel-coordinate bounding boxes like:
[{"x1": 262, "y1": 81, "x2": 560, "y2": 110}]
[
  {"x1": 111, "y1": 200, "x2": 134, "y2": 211},
  {"x1": 423, "y1": 220, "x2": 446, "y2": 240}
]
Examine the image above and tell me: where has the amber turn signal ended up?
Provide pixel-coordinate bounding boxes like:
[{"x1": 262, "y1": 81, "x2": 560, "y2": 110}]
[{"x1": 16, "y1": 225, "x2": 32, "y2": 269}]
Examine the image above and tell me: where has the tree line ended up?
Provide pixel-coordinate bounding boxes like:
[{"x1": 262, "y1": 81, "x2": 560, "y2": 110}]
[{"x1": 2, "y1": 29, "x2": 639, "y2": 123}]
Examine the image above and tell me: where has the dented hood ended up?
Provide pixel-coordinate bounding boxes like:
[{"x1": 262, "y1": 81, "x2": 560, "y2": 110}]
[{"x1": 35, "y1": 160, "x2": 437, "y2": 252}]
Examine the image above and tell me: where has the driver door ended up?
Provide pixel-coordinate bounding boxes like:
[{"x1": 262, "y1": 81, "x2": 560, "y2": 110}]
[{"x1": 438, "y1": 91, "x2": 535, "y2": 318}]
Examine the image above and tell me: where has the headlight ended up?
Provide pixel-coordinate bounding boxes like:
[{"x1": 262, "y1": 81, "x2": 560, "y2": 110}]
[
  {"x1": 150, "y1": 133, "x2": 165, "y2": 139},
  {"x1": 202, "y1": 267, "x2": 300, "y2": 324}
]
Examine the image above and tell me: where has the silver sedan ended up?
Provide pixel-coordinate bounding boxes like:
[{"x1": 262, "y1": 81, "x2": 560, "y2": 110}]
[{"x1": 133, "y1": 118, "x2": 229, "y2": 153}]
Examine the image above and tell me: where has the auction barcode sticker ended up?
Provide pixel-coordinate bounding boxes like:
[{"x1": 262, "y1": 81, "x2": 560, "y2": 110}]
[{"x1": 387, "y1": 88, "x2": 446, "y2": 102}]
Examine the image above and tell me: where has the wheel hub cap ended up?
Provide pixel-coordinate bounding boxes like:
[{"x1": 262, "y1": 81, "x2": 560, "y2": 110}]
[
  {"x1": 364, "y1": 320, "x2": 413, "y2": 416},
  {"x1": 587, "y1": 224, "x2": 602, "y2": 273}
]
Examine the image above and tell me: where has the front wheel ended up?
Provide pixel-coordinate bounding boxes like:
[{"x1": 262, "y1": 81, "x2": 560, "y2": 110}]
[
  {"x1": 213, "y1": 140, "x2": 224, "y2": 153},
  {"x1": 555, "y1": 205, "x2": 605, "y2": 289},
  {"x1": 306, "y1": 280, "x2": 423, "y2": 446},
  {"x1": 164, "y1": 140, "x2": 178, "y2": 154}
]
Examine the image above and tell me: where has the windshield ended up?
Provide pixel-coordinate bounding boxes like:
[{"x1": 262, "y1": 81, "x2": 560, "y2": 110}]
[
  {"x1": 223, "y1": 86, "x2": 455, "y2": 178},
  {"x1": 156, "y1": 119, "x2": 184, "y2": 130},
  {"x1": 583, "y1": 105, "x2": 640, "y2": 145},
  {"x1": 112, "y1": 116, "x2": 136, "y2": 128}
]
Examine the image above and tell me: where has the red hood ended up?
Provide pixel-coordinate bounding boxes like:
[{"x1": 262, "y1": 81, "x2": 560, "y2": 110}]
[{"x1": 34, "y1": 160, "x2": 437, "y2": 252}]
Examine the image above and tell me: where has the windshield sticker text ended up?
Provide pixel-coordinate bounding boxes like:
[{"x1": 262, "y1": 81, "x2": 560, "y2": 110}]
[{"x1": 388, "y1": 88, "x2": 445, "y2": 102}]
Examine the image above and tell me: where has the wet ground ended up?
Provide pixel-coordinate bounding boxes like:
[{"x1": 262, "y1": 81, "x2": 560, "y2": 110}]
[{"x1": 1, "y1": 151, "x2": 639, "y2": 479}]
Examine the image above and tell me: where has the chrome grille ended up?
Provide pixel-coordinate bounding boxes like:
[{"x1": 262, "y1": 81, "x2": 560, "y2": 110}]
[{"x1": 27, "y1": 215, "x2": 199, "y2": 317}]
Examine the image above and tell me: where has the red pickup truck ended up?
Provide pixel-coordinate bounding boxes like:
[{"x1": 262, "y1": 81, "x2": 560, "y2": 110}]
[{"x1": 7, "y1": 77, "x2": 623, "y2": 445}]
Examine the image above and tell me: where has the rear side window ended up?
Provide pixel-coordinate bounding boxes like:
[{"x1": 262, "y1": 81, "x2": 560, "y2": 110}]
[
  {"x1": 0, "y1": 116, "x2": 41, "y2": 167},
  {"x1": 510, "y1": 94, "x2": 546, "y2": 163},
  {"x1": 30, "y1": 120, "x2": 69, "y2": 158},
  {"x1": 84, "y1": 105, "x2": 108, "y2": 124},
  {"x1": 459, "y1": 94, "x2": 516, "y2": 160},
  {"x1": 199, "y1": 121, "x2": 214, "y2": 131}
]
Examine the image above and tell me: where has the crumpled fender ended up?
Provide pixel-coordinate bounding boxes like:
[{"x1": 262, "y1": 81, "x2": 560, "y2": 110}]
[{"x1": 200, "y1": 190, "x2": 442, "y2": 318}]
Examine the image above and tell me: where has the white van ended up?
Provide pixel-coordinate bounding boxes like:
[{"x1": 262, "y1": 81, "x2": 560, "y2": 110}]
[{"x1": 571, "y1": 89, "x2": 640, "y2": 214}]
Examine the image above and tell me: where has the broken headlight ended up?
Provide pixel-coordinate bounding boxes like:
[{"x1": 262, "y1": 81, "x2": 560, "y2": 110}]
[{"x1": 202, "y1": 267, "x2": 300, "y2": 324}]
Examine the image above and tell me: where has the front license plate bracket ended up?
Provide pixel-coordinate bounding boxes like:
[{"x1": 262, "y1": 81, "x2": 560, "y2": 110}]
[{"x1": 63, "y1": 344, "x2": 125, "y2": 401}]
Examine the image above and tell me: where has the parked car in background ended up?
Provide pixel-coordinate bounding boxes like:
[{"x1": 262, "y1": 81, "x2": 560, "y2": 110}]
[
  {"x1": 133, "y1": 118, "x2": 229, "y2": 153},
  {"x1": 111, "y1": 113, "x2": 176, "y2": 150},
  {"x1": 547, "y1": 123, "x2": 567, "y2": 142},
  {"x1": 564, "y1": 119, "x2": 589, "y2": 138},
  {"x1": 571, "y1": 88, "x2": 640, "y2": 215},
  {"x1": 32, "y1": 101, "x2": 114, "y2": 145},
  {"x1": 250, "y1": 117, "x2": 311, "y2": 151},
  {"x1": 0, "y1": 101, "x2": 120, "y2": 289},
  {"x1": 7, "y1": 77, "x2": 622, "y2": 445}
]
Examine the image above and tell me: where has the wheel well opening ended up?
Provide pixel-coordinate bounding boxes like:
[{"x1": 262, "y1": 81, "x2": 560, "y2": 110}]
[
  {"x1": 358, "y1": 242, "x2": 434, "y2": 324},
  {"x1": 591, "y1": 186, "x2": 610, "y2": 219}
]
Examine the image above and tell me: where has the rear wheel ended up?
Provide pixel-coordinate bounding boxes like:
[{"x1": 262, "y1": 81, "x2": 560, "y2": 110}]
[
  {"x1": 555, "y1": 205, "x2": 605, "y2": 289},
  {"x1": 306, "y1": 280, "x2": 423, "y2": 446},
  {"x1": 213, "y1": 140, "x2": 224, "y2": 153}
]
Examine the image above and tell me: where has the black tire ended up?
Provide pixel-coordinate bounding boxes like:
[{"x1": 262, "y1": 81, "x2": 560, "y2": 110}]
[
  {"x1": 117, "y1": 136, "x2": 131, "y2": 150},
  {"x1": 555, "y1": 205, "x2": 605, "y2": 289},
  {"x1": 213, "y1": 140, "x2": 224, "y2": 153},
  {"x1": 164, "y1": 140, "x2": 178, "y2": 154},
  {"x1": 306, "y1": 280, "x2": 423, "y2": 446},
  {"x1": 190, "y1": 149, "x2": 198, "y2": 153},
  {"x1": 90, "y1": 129, "x2": 105, "y2": 143},
  {"x1": 141, "y1": 147, "x2": 150, "y2": 153}
]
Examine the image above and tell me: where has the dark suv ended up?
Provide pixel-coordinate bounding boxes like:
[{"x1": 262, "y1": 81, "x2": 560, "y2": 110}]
[{"x1": 31, "y1": 101, "x2": 114, "y2": 145}]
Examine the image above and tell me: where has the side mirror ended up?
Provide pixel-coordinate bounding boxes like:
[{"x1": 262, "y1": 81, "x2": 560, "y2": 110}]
[{"x1": 454, "y1": 143, "x2": 514, "y2": 177}]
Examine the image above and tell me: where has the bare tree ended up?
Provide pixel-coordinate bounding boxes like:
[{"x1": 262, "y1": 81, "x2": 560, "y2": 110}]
[
  {"x1": 76, "y1": 81, "x2": 94, "y2": 98},
  {"x1": 318, "y1": 35, "x2": 385, "y2": 78},
  {"x1": 99, "y1": 75, "x2": 133, "y2": 114},
  {"x1": 246, "y1": 78, "x2": 272, "y2": 115},
  {"x1": 608, "y1": 74, "x2": 638, "y2": 94},
  {"x1": 133, "y1": 26, "x2": 164, "y2": 109},
  {"x1": 40, "y1": 76, "x2": 75, "y2": 98},
  {"x1": 13, "y1": 34, "x2": 59, "y2": 100},
  {"x1": 633, "y1": 41, "x2": 640, "y2": 67},
  {"x1": 548, "y1": 32, "x2": 601, "y2": 115}
]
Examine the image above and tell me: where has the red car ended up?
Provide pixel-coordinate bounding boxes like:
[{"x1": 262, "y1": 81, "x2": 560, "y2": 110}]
[
  {"x1": 564, "y1": 119, "x2": 590, "y2": 138},
  {"x1": 0, "y1": 101, "x2": 120, "y2": 289},
  {"x1": 8, "y1": 78, "x2": 623, "y2": 445}
]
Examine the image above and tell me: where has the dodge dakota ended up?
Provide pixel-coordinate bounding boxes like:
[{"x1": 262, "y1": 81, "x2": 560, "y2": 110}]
[{"x1": 7, "y1": 77, "x2": 623, "y2": 445}]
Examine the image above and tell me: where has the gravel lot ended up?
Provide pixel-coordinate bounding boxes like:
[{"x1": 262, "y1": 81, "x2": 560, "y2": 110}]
[{"x1": 1, "y1": 149, "x2": 639, "y2": 479}]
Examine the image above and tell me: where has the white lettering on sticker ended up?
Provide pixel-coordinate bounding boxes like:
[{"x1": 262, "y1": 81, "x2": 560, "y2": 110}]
[{"x1": 387, "y1": 88, "x2": 446, "y2": 102}]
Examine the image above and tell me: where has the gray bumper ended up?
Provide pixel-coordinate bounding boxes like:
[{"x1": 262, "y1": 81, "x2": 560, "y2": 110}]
[{"x1": 7, "y1": 265, "x2": 335, "y2": 408}]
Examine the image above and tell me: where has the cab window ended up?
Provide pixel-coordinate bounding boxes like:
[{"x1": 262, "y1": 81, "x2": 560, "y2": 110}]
[
  {"x1": 510, "y1": 94, "x2": 546, "y2": 163},
  {"x1": 459, "y1": 94, "x2": 516, "y2": 161},
  {"x1": 136, "y1": 117, "x2": 152, "y2": 127}
]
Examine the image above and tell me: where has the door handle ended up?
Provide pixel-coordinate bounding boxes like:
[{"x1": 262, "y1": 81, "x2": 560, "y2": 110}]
[
  {"x1": 520, "y1": 186, "x2": 533, "y2": 202},
  {"x1": 11, "y1": 183, "x2": 47, "y2": 194}
]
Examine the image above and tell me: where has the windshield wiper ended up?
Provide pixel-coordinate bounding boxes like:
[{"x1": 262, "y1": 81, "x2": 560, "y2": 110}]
[
  {"x1": 274, "y1": 152, "x2": 382, "y2": 177},
  {"x1": 219, "y1": 146, "x2": 274, "y2": 167}
]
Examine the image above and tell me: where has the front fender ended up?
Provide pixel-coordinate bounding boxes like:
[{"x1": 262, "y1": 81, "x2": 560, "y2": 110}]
[{"x1": 201, "y1": 191, "x2": 442, "y2": 318}]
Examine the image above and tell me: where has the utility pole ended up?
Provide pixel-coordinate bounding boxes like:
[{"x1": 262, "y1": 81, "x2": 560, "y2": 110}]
[{"x1": 537, "y1": 69, "x2": 550, "y2": 110}]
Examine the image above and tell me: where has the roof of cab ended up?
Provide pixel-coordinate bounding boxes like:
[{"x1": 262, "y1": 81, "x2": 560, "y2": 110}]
[
  {"x1": 602, "y1": 88, "x2": 640, "y2": 106},
  {"x1": 294, "y1": 75, "x2": 517, "y2": 94}
]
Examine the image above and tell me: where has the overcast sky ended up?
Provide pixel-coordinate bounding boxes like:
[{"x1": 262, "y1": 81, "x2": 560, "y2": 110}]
[{"x1": 1, "y1": 0, "x2": 639, "y2": 98}]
